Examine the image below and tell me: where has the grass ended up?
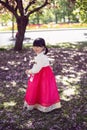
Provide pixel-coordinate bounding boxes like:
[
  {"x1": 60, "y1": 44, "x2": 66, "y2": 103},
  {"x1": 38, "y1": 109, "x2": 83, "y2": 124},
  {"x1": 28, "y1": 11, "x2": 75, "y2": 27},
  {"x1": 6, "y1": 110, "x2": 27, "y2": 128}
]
[{"x1": 0, "y1": 42, "x2": 87, "y2": 130}]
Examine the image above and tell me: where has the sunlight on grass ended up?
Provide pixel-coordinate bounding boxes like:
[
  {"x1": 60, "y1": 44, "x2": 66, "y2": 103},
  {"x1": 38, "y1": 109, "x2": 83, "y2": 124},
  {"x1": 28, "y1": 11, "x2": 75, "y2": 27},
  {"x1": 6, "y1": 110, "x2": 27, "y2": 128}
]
[
  {"x1": 56, "y1": 75, "x2": 80, "y2": 101},
  {"x1": 3, "y1": 101, "x2": 16, "y2": 108},
  {"x1": 11, "y1": 81, "x2": 16, "y2": 87},
  {"x1": 18, "y1": 88, "x2": 26, "y2": 93},
  {"x1": 6, "y1": 84, "x2": 10, "y2": 88},
  {"x1": 8, "y1": 61, "x2": 21, "y2": 67},
  {"x1": 0, "y1": 66, "x2": 9, "y2": 70},
  {"x1": 61, "y1": 86, "x2": 79, "y2": 101},
  {"x1": 0, "y1": 92, "x2": 4, "y2": 97},
  {"x1": 25, "y1": 120, "x2": 33, "y2": 128},
  {"x1": 56, "y1": 75, "x2": 79, "y2": 86}
]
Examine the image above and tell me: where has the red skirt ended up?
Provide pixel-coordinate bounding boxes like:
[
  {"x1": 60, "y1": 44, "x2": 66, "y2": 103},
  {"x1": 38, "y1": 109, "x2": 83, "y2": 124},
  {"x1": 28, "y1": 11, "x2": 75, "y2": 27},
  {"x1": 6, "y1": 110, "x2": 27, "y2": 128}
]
[{"x1": 24, "y1": 66, "x2": 61, "y2": 112}]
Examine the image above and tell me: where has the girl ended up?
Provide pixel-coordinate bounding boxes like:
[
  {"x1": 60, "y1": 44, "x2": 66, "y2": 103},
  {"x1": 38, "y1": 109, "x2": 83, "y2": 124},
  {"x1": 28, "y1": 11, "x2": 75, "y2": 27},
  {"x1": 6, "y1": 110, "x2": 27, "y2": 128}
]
[{"x1": 24, "y1": 38, "x2": 61, "y2": 112}]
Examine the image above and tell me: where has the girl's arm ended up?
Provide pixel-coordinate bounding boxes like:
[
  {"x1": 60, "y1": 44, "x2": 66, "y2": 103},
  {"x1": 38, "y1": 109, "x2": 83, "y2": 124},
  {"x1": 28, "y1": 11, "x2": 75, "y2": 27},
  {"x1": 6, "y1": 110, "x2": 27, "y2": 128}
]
[
  {"x1": 25, "y1": 69, "x2": 32, "y2": 75},
  {"x1": 25, "y1": 54, "x2": 49, "y2": 74}
]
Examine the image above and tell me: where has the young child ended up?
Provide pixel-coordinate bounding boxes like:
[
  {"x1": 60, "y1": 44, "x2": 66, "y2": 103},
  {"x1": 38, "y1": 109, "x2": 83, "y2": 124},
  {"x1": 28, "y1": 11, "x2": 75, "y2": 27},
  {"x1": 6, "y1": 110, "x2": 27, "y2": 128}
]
[{"x1": 24, "y1": 38, "x2": 61, "y2": 112}]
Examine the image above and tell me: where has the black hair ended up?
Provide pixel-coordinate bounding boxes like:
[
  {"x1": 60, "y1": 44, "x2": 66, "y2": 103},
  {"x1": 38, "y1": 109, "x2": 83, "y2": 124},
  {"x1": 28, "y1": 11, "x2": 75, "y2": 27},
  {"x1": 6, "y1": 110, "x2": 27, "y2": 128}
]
[{"x1": 33, "y1": 38, "x2": 48, "y2": 54}]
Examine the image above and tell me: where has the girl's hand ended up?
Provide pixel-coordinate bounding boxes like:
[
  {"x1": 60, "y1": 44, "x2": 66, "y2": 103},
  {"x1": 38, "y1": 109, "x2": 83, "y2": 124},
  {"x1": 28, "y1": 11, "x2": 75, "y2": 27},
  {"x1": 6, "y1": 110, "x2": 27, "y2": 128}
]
[
  {"x1": 25, "y1": 69, "x2": 29, "y2": 75},
  {"x1": 25, "y1": 69, "x2": 32, "y2": 75}
]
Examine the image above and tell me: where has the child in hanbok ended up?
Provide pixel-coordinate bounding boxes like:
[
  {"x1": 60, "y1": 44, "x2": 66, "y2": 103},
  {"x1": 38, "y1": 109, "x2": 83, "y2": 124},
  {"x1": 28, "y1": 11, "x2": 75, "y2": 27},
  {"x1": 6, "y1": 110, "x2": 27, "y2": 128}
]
[{"x1": 24, "y1": 38, "x2": 61, "y2": 112}]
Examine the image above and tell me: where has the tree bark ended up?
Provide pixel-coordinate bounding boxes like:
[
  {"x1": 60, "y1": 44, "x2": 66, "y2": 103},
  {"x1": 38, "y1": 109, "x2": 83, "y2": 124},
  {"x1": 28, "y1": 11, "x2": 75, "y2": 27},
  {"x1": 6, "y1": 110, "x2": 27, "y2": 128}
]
[{"x1": 14, "y1": 16, "x2": 28, "y2": 51}]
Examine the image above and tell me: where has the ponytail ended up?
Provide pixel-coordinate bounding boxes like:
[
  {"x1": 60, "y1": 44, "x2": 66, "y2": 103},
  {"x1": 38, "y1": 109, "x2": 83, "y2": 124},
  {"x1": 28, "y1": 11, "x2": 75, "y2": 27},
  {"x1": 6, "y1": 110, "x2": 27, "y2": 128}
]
[{"x1": 44, "y1": 46, "x2": 48, "y2": 54}]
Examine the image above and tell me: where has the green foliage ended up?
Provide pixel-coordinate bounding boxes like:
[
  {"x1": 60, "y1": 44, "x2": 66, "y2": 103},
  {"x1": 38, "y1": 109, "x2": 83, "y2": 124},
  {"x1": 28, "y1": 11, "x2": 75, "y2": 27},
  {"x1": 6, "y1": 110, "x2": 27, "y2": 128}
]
[
  {"x1": 74, "y1": 0, "x2": 87, "y2": 23},
  {"x1": 29, "y1": 0, "x2": 78, "y2": 24},
  {"x1": 0, "y1": 12, "x2": 11, "y2": 25},
  {"x1": 0, "y1": 0, "x2": 86, "y2": 25}
]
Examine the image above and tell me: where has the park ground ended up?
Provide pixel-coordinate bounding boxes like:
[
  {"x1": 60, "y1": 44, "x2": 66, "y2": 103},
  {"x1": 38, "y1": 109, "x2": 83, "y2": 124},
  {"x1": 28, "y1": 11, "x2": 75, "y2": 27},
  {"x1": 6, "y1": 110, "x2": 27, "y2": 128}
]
[{"x1": 0, "y1": 42, "x2": 87, "y2": 130}]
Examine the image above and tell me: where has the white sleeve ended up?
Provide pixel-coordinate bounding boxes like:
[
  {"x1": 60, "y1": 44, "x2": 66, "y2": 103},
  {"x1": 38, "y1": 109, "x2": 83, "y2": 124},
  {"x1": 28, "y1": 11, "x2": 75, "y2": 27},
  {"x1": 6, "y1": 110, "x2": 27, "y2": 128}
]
[{"x1": 30, "y1": 55, "x2": 49, "y2": 74}]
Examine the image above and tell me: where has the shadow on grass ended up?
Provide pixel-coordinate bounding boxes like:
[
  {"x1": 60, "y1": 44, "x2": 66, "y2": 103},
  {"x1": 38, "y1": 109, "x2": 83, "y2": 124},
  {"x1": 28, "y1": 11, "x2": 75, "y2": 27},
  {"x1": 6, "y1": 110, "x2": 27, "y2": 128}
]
[{"x1": 0, "y1": 42, "x2": 87, "y2": 130}]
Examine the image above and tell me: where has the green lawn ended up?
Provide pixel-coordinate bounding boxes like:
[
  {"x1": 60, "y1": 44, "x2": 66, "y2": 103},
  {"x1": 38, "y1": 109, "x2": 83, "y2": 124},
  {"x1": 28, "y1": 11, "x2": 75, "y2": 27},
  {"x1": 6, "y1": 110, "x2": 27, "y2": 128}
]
[{"x1": 0, "y1": 42, "x2": 87, "y2": 130}]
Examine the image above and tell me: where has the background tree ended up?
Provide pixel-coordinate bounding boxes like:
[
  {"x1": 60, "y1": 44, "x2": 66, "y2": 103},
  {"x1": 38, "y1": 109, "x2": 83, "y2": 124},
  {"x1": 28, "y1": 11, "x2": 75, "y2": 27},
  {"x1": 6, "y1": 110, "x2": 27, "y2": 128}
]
[
  {"x1": 0, "y1": 0, "x2": 50, "y2": 51},
  {"x1": 0, "y1": 12, "x2": 11, "y2": 26},
  {"x1": 56, "y1": 0, "x2": 76, "y2": 23},
  {"x1": 74, "y1": 0, "x2": 87, "y2": 23},
  {"x1": 31, "y1": 0, "x2": 76, "y2": 24}
]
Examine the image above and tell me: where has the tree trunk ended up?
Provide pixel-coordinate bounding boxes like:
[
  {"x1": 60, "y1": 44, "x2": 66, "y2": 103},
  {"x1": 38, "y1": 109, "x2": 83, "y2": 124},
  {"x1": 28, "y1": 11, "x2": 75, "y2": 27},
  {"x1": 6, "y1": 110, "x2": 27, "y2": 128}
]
[
  {"x1": 55, "y1": 13, "x2": 58, "y2": 24},
  {"x1": 14, "y1": 16, "x2": 28, "y2": 51}
]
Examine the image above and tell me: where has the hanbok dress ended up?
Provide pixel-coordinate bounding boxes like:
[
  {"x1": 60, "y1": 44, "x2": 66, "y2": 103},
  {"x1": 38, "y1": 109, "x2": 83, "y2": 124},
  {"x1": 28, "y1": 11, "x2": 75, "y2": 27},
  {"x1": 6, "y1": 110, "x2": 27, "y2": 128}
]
[{"x1": 24, "y1": 52, "x2": 61, "y2": 112}]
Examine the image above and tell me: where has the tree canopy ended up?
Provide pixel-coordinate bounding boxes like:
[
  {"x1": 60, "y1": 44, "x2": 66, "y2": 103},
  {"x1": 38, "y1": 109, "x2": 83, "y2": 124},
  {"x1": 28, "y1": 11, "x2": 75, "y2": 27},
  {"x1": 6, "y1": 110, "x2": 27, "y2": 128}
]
[
  {"x1": 0, "y1": 0, "x2": 50, "y2": 51},
  {"x1": 0, "y1": 0, "x2": 50, "y2": 17},
  {"x1": 74, "y1": 0, "x2": 87, "y2": 23}
]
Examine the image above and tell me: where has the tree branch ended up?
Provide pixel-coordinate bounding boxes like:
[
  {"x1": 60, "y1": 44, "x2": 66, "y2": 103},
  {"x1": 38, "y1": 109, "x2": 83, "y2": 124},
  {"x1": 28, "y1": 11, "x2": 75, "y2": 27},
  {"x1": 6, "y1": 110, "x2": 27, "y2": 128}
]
[
  {"x1": 25, "y1": 0, "x2": 36, "y2": 13},
  {"x1": 27, "y1": 0, "x2": 49, "y2": 17},
  {"x1": 0, "y1": 0, "x2": 18, "y2": 17},
  {"x1": 16, "y1": 0, "x2": 24, "y2": 16}
]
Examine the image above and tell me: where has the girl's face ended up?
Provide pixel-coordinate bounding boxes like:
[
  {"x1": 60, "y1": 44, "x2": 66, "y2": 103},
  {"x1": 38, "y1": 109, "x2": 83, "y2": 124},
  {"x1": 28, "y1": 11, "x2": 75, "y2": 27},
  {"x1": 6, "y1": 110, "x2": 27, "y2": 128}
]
[{"x1": 33, "y1": 46, "x2": 44, "y2": 54}]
